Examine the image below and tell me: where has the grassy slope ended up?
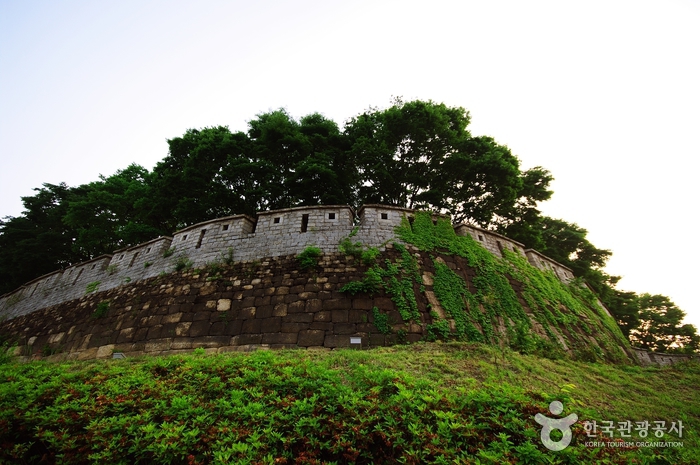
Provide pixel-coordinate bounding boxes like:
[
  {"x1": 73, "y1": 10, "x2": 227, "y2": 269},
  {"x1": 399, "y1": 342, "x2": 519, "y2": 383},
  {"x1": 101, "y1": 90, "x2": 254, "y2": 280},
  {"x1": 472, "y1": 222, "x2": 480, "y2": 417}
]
[{"x1": 1, "y1": 343, "x2": 698, "y2": 464}]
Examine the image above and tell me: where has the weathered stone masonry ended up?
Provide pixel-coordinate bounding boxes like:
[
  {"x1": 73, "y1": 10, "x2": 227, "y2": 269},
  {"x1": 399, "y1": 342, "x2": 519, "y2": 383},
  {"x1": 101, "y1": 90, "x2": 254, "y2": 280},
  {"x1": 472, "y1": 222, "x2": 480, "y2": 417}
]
[
  {"x1": 0, "y1": 204, "x2": 574, "y2": 322},
  {"x1": 1, "y1": 203, "x2": 682, "y2": 365}
]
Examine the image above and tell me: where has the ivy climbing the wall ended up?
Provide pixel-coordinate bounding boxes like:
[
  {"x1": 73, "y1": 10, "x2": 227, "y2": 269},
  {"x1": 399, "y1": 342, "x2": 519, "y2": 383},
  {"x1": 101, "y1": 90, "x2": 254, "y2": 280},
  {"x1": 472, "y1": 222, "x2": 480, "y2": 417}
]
[
  {"x1": 396, "y1": 212, "x2": 631, "y2": 362},
  {"x1": 340, "y1": 242, "x2": 422, "y2": 323}
]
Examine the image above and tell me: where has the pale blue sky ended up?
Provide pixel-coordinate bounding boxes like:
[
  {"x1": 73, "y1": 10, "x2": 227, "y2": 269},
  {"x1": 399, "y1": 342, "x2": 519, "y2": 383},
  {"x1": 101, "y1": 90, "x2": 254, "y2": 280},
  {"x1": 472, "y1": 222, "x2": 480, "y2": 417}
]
[{"x1": 1, "y1": 0, "x2": 698, "y2": 326}]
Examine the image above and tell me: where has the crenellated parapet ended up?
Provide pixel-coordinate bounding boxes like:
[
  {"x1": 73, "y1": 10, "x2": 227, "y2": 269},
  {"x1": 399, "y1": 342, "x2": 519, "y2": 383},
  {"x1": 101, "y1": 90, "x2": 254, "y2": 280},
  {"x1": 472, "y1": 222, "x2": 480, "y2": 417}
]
[{"x1": 0, "y1": 204, "x2": 576, "y2": 321}]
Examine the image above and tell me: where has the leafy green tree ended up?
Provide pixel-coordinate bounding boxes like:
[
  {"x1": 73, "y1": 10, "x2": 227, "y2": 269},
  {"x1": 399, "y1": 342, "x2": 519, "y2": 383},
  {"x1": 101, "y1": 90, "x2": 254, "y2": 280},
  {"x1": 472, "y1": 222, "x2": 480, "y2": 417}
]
[
  {"x1": 629, "y1": 294, "x2": 700, "y2": 353},
  {"x1": 244, "y1": 110, "x2": 353, "y2": 209},
  {"x1": 344, "y1": 98, "x2": 545, "y2": 226},
  {"x1": 63, "y1": 164, "x2": 163, "y2": 258},
  {"x1": 147, "y1": 126, "x2": 252, "y2": 230},
  {"x1": 0, "y1": 183, "x2": 82, "y2": 294},
  {"x1": 605, "y1": 289, "x2": 640, "y2": 338},
  {"x1": 538, "y1": 217, "x2": 611, "y2": 277}
]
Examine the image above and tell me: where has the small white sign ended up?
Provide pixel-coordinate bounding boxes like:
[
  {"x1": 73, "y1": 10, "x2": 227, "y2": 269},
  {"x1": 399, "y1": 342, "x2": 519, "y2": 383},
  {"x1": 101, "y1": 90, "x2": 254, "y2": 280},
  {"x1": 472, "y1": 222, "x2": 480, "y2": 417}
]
[{"x1": 350, "y1": 337, "x2": 362, "y2": 345}]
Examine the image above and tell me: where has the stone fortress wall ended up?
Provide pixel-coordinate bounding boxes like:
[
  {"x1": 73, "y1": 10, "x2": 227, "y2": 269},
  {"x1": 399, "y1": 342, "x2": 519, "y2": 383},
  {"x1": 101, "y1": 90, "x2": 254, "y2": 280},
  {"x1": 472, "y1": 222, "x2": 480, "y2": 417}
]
[
  {"x1": 0, "y1": 204, "x2": 575, "y2": 322},
  {"x1": 0, "y1": 204, "x2": 693, "y2": 366}
]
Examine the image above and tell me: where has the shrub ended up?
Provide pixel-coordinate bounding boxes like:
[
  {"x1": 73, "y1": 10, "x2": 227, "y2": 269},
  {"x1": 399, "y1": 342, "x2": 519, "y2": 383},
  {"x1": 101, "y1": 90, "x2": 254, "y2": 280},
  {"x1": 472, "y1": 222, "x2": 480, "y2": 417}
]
[
  {"x1": 360, "y1": 247, "x2": 381, "y2": 266},
  {"x1": 0, "y1": 342, "x2": 15, "y2": 364},
  {"x1": 339, "y1": 237, "x2": 364, "y2": 258},
  {"x1": 174, "y1": 255, "x2": 193, "y2": 272},
  {"x1": 221, "y1": 247, "x2": 235, "y2": 265},
  {"x1": 85, "y1": 281, "x2": 100, "y2": 294},
  {"x1": 93, "y1": 300, "x2": 110, "y2": 319},
  {"x1": 163, "y1": 247, "x2": 176, "y2": 258},
  {"x1": 297, "y1": 246, "x2": 322, "y2": 271},
  {"x1": 340, "y1": 266, "x2": 383, "y2": 295}
]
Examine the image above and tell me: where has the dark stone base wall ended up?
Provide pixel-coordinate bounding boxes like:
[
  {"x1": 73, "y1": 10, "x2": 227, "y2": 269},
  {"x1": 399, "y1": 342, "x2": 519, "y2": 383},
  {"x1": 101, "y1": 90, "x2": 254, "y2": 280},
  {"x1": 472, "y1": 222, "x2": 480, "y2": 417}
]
[
  {"x1": 0, "y1": 251, "x2": 426, "y2": 361},
  {"x1": 1, "y1": 248, "x2": 673, "y2": 366}
]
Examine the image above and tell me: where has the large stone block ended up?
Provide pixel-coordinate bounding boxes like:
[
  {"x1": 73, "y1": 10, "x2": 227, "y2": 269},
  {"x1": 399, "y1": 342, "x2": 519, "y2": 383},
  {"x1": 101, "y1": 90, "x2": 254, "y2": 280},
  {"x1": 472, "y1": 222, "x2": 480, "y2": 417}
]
[
  {"x1": 191, "y1": 336, "x2": 230, "y2": 348},
  {"x1": 116, "y1": 327, "x2": 135, "y2": 343},
  {"x1": 255, "y1": 305, "x2": 273, "y2": 319},
  {"x1": 96, "y1": 344, "x2": 115, "y2": 359},
  {"x1": 209, "y1": 321, "x2": 227, "y2": 335},
  {"x1": 309, "y1": 322, "x2": 333, "y2": 331},
  {"x1": 348, "y1": 310, "x2": 367, "y2": 323},
  {"x1": 334, "y1": 323, "x2": 357, "y2": 335},
  {"x1": 305, "y1": 299, "x2": 323, "y2": 312},
  {"x1": 171, "y1": 338, "x2": 193, "y2": 350},
  {"x1": 287, "y1": 301, "x2": 306, "y2": 313},
  {"x1": 175, "y1": 322, "x2": 192, "y2": 336},
  {"x1": 283, "y1": 313, "x2": 313, "y2": 323},
  {"x1": 331, "y1": 309, "x2": 348, "y2": 322},
  {"x1": 280, "y1": 322, "x2": 310, "y2": 333},
  {"x1": 189, "y1": 320, "x2": 211, "y2": 337},
  {"x1": 145, "y1": 338, "x2": 173, "y2": 352},
  {"x1": 260, "y1": 317, "x2": 281, "y2": 333},
  {"x1": 238, "y1": 307, "x2": 256, "y2": 319},
  {"x1": 324, "y1": 299, "x2": 349, "y2": 310},
  {"x1": 262, "y1": 333, "x2": 298, "y2": 345},
  {"x1": 352, "y1": 298, "x2": 374, "y2": 310},
  {"x1": 231, "y1": 334, "x2": 262, "y2": 345},
  {"x1": 242, "y1": 319, "x2": 262, "y2": 334},
  {"x1": 273, "y1": 303, "x2": 288, "y2": 317},
  {"x1": 162, "y1": 312, "x2": 183, "y2": 324}
]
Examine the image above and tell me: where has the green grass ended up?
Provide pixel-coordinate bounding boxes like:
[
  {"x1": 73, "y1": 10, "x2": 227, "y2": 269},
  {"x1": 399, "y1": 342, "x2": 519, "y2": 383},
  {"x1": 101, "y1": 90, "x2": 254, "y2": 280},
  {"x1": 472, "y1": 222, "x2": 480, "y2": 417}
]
[{"x1": 0, "y1": 343, "x2": 697, "y2": 464}]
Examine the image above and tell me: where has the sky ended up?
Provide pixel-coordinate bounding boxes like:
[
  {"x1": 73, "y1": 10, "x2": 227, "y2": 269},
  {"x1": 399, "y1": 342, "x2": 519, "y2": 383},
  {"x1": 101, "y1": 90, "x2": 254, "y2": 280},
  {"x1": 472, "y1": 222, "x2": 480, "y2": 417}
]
[{"x1": 1, "y1": 0, "x2": 698, "y2": 327}]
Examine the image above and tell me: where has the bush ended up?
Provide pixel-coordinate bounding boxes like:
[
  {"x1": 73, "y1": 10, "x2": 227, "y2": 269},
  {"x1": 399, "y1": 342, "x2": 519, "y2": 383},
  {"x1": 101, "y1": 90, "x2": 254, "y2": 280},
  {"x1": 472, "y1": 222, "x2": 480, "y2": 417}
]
[
  {"x1": 297, "y1": 246, "x2": 322, "y2": 271},
  {"x1": 85, "y1": 281, "x2": 100, "y2": 294},
  {"x1": 340, "y1": 267, "x2": 382, "y2": 295},
  {"x1": 221, "y1": 247, "x2": 235, "y2": 265},
  {"x1": 174, "y1": 255, "x2": 193, "y2": 272},
  {"x1": 93, "y1": 300, "x2": 110, "y2": 319}
]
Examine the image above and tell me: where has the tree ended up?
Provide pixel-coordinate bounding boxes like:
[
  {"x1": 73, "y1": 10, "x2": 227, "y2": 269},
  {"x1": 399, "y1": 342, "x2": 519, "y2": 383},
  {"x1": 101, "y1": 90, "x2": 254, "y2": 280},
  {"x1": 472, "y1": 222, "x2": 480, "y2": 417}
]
[
  {"x1": 0, "y1": 183, "x2": 82, "y2": 294},
  {"x1": 605, "y1": 289, "x2": 640, "y2": 338},
  {"x1": 244, "y1": 110, "x2": 353, "y2": 209},
  {"x1": 147, "y1": 126, "x2": 252, "y2": 230},
  {"x1": 629, "y1": 294, "x2": 699, "y2": 353},
  {"x1": 63, "y1": 164, "x2": 163, "y2": 258},
  {"x1": 344, "y1": 98, "x2": 545, "y2": 226}
]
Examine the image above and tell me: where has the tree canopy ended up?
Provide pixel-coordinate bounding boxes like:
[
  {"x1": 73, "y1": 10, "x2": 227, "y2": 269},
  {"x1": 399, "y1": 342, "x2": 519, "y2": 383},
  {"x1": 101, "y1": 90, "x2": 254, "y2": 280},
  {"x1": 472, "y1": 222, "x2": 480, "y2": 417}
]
[{"x1": 0, "y1": 99, "x2": 695, "y2": 353}]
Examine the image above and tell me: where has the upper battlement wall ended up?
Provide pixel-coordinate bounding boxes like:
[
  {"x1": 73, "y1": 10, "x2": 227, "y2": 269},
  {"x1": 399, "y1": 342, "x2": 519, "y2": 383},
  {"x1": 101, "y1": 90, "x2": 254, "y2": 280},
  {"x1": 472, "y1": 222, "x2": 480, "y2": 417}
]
[
  {"x1": 454, "y1": 224, "x2": 575, "y2": 282},
  {"x1": 0, "y1": 204, "x2": 576, "y2": 321}
]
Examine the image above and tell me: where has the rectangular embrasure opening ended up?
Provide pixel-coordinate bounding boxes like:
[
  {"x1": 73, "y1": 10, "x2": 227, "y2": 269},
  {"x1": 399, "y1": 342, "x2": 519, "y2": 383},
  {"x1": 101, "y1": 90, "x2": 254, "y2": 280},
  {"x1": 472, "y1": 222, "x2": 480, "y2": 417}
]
[
  {"x1": 196, "y1": 229, "x2": 206, "y2": 249},
  {"x1": 301, "y1": 214, "x2": 309, "y2": 233}
]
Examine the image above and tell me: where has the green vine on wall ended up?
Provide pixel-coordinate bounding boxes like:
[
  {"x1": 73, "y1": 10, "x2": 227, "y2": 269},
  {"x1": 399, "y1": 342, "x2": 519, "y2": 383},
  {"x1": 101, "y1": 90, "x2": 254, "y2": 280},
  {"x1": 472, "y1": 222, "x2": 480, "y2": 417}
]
[
  {"x1": 371, "y1": 306, "x2": 392, "y2": 335},
  {"x1": 340, "y1": 242, "x2": 422, "y2": 323},
  {"x1": 395, "y1": 211, "x2": 630, "y2": 362},
  {"x1": 432, "y1": 261, "x2": 486, "y2": 343}
]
